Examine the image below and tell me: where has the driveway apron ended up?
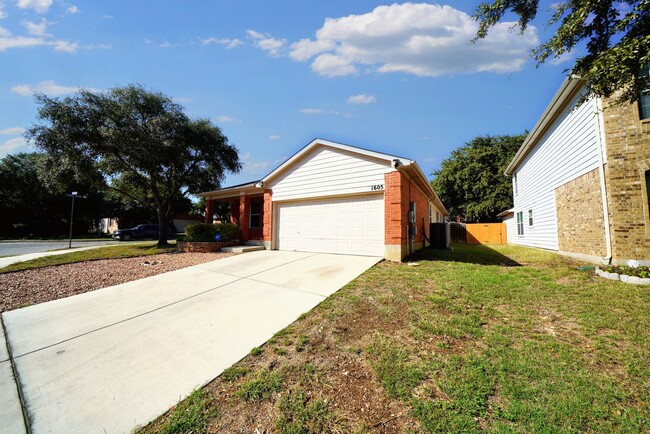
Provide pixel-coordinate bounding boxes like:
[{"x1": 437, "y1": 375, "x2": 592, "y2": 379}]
[{"x1": 1, "y1": 250, "x2": 381, "y2": 433}]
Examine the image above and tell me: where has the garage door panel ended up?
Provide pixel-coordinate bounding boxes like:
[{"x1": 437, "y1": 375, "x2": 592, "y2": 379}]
[{"x1": 277, "y1": 195, "x2": 384, "y2": 257}]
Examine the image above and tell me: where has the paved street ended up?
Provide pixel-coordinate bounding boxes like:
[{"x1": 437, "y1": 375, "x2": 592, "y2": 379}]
[{"x1": 0, "y1": 240, "x2": 125, "y2": 257}]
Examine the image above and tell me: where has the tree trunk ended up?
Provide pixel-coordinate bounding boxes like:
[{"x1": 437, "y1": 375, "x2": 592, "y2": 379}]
[{"x1": 156, "y1": 205, "x2": 169, "y2": 247}]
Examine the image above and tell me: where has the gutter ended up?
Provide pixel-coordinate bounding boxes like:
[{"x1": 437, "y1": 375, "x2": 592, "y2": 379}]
[{"x1": 595, "y1": 98, "x2": 613, "y2": 264}]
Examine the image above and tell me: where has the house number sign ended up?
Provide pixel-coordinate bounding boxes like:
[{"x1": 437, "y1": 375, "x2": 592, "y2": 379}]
[{"x1": 370, "y1": 184, "x2": 384, "y2": 191}]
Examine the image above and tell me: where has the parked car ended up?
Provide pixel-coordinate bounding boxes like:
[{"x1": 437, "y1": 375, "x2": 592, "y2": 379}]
[{"x1": 112, "y1": 224, "x2": 176, "y2": 241}]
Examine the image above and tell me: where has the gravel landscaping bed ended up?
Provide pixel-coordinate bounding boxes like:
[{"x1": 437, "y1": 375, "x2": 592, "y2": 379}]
[{"x1": 0, "y1": 251, "x2": 235, "y2": 313}]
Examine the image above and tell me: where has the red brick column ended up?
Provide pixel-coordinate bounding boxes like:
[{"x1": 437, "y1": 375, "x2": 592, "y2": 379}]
[
  {"x1": 263, "y1": 189, "x2": 272, "y2": 242},
  {"x1": 239, "y1": 194, "x2": 250, "y2": 242},
  {"x1": 205, "y1": 199, "x2": 214, "y2": 224}
]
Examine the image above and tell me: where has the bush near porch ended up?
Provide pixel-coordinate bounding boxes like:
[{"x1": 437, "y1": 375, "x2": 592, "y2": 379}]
[
  {"x1": 141, "y1": 243, "x2": 649, "y2": 433},
  {"x1": 184, "y1": 223, "x2": 239, "y2": 242}
]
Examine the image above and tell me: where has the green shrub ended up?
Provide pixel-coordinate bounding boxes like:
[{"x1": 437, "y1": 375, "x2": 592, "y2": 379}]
[
  {"x1": 215, "y1": 222, "x2": 239, "y2": 241},
  {"x1": 184, "y1": 223, "x2": 239, "y2": 242},
  {"x1": 184, "y1": 223, "x2": 217, "y2": 242}
]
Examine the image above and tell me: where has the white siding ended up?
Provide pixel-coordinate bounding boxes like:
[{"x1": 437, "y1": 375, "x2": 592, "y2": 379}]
[
  {"x1": 510, "y1": 94, "x2": 602, "y2": 250},
  {"x1": 502, "y1": 213, "x2": 516, "y2": 241},
  {"x1": 268, "y1": 146, "x2": 393, "y2": 202}
]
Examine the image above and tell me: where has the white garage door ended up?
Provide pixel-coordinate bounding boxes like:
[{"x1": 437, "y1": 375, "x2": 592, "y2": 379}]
[{"x1": 276, "y1": 195, "x2": 384, "y2": 256}]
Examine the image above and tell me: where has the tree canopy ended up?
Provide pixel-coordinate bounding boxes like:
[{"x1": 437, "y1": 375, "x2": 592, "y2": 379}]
[
  {"x1": 431, "y1": 134, "x2": 525, "y2": 222},
  {"x1": 0, "y1": 152, "x2": 116, "y2": 237},
  {"x1": 474, "y1": 0, "x2": 650, "y2": 104},
  {"x1": 28, "y1": 85, "x2": 241, "y2": 245}
]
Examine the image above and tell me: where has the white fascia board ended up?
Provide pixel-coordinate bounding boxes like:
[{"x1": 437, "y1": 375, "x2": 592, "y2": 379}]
[
  {"x1": 504, "y1": 76, "x2": 585, "y2": 176},
  {"x1": 198, "y1": 183, "x2": 261, "y2": 199},
  {"x1": 262, "y1": 138, "x2": 404, "y2": 183},
  {"x1": 497, "y1": 208, "x2": 514, "y2": 218}
]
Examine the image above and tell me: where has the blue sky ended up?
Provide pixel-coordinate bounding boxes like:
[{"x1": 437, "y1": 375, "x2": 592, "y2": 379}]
[{"x1": 0, "y1": 0, "x2": 574, "y2": 187}]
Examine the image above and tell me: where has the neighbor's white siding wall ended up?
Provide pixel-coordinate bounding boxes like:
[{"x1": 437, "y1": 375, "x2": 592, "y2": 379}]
[
  {"x1": 510, "y1": 94, "x2": 602, "y2": 250},
  {"x1": 502, "y1": 214, "x2": 516, "y2": 241},
  {"x1": 268, "y1": 146, "x2": 394, "y2": 202}
]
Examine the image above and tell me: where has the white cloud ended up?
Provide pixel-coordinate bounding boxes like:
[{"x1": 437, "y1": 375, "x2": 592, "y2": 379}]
[
  {"x1": 0, "y1": 1, "x2": 7, "y2": 19},
  {"x1": 215, "y1": 115, "x2": 237, "y2": 123},
  {"x1": 247, "y1": 29, "x2": 286, "y2": 57},
  {"x1": 239, "y1": 152, "x2": 272, "y2": 177},
  {"x1": 16, "y1": 0, "x2": 52, "y2": 13},
  {"x1": 347, "y1": 94, "x2": 376, "y2": 105},
  {"x1": 549, "y1": 51, "x2": 574, "y2": 65},
  {"x1": 201, "y1": 37, "x2": 243, "y2": 49},
  {"x1": 268, "y1": 135, "x2": 280, "y2": 140},
  {"x1": 0, "y1": 25, "x2": 77, "y2": 52},
  {"x1": 24, "y1": 18, "x2": 51, "y2": 37},
  {"x1": 11, "y1": 80, "x2": 97, "y2": 96},
  {"x1": 66, "y1": 5, "x2": 79, "y2": 14},
  {"x1": 299, "y1": 108, "x2": 340, "y2": 115},
  {"x1": 289, "y1": 3, "x2": 538, "y2": 78},
  {"x1": 0, "y1": 126, "x2": 25, "y2": 135},
  {"x1": 0, "y1": 136, "x2": 30, "y2": 157}
]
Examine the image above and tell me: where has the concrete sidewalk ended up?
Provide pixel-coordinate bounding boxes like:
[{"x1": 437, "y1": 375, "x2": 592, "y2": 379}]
[
  {"x1": 2, "y1": 250, "x2": 381, "y2": 433},
  {"x1": 0, "y1": 321, "x2": 27, "y2": 434}
]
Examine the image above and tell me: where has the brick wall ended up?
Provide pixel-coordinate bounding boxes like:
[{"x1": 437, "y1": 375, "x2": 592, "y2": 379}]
[
  {"x1": 602, "y1": 98, "x2": 650, "y2": 262},
  {"x1": 555, "y1": 168, "x2": 607, "y2": 257},
  {"x1": 263, "y1": 189, "x2": 272, "y2": 242},
  {"x1": 384, "y1": 171, "x2": 431, "y2": 260}
]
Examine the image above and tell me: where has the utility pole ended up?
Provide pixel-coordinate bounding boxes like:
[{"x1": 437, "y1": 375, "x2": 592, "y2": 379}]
[{"x1": 65, "y1": 192, "x2": 87, "y2": 249}]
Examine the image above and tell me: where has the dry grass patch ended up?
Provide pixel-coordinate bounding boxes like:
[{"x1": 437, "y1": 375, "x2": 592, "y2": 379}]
[{"x1": 140, "y1": 243, "x2": 650, "y2": 433}]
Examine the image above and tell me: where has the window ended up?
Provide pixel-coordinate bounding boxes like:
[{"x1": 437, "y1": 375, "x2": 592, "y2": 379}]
[
  {"x1": 249, "y1": 201, "x2": 261, "y2": 228},
  {"x1": 640, "y1": 63, "x2": 650, "y2": 120},
  {"x1": 528, "y1": 209, "x2": 534, "y2": 226},
  {"x1": 516, "y1": 211, "x2": 524, "y2": 235},
  {"x1": 514, "y1": 173, "x2": 518, "y2": 195}
]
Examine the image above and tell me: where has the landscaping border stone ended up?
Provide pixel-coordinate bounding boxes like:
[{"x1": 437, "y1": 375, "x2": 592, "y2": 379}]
[
  {"x1": 176, "y1": 241, "x2": 238, "y2": 253},
  {"x1": 596, "y1": 267, "x2": 650, "y2": 285}
]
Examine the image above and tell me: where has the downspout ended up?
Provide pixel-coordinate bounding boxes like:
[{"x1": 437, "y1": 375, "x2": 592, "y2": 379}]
[{"x1": 595, "y1": 98, "x2": 613, "y2": 265}]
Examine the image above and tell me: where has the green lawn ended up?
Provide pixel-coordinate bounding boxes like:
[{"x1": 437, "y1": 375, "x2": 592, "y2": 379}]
[
  {"x1": 141, "y1": 243, "x2": 649, "y2": 433},
  {"x1": 0, "y1": 243, "x2": 176, "y2": 273}
]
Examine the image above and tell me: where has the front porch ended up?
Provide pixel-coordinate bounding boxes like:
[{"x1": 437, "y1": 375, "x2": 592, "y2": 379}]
[{"x1": 202, "y1": 182, "x2": 272, "y2": 249}]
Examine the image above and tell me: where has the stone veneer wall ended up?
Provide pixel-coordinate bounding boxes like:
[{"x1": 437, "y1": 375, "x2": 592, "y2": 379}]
[
  {"x1": 555, "y1": 168, "x2": 607, "y2": 257},
  {"x1": 602, "y1": 98, "x2": 650, "y2": 263}
]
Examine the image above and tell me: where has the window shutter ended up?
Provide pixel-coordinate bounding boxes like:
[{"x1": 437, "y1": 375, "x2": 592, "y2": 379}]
[
  {"x1": 640, "y1": 92, "x2": 650, "y2": 120},
  {"x1": 640, "y1": 64, "x2": 650, "y2": 120}
]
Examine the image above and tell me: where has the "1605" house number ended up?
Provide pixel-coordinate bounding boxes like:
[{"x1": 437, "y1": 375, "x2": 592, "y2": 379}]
[{"x1": 370, "y1": 184, "x2": 384, "y2": 191}]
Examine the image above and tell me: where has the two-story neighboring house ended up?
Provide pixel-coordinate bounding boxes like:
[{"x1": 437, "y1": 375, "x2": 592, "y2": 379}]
[{"x1": 500, "y1": 75, "x2": 650, "y2": 265}]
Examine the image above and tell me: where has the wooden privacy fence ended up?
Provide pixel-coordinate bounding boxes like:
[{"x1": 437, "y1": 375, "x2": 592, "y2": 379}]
[{"x1": 449, "y1": 222, "x2": 507, "y2": 245}]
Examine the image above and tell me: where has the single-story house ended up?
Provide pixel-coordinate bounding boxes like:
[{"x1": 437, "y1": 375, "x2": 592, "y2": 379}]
[
  {"x1": 500, "y1": 75, "x2": 650, "y2": 265},
  {"x1": 200, "y1": 138, "x2": 448, "y2": 261}
]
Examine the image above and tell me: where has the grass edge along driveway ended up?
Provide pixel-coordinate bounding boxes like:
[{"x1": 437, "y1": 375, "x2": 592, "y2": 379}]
[
  {"x1": 0, "y1": 243, "x2": 175, "y2": 274},
  {"x1": 140, "y1": 243, "x2": 649, "y2": 433}
]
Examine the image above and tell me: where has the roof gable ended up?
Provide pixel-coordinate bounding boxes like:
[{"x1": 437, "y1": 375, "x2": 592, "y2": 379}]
[{"x1": 262, "y1": 138, "x2": 405, "y2": 183}]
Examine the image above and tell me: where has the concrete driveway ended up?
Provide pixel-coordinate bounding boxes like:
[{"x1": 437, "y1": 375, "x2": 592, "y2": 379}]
[{"x1": 1, "y1": 250, "x2": 381, "y2": 433}]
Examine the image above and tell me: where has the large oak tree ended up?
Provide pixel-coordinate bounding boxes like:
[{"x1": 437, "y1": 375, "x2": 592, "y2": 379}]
[
  {"x1": 474, "y1": 0, "x2": 650, "y2": 105},
  {"x1": 28, "y1": 85, "x2": 241, "y2": 246},
  {"x1": 432, "y1": 134, "x2": 525, "y2": 222}
]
